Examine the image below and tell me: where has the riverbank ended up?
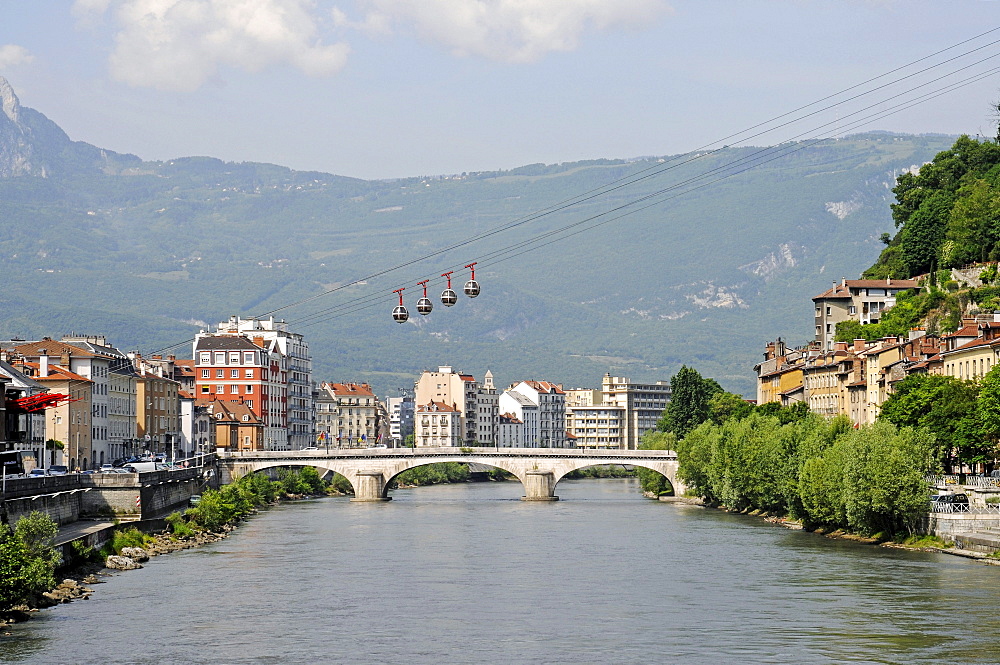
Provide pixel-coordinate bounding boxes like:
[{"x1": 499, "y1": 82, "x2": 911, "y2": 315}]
[{"x1": 681, "y1": 497, "x2": 1000, "y2": 565}]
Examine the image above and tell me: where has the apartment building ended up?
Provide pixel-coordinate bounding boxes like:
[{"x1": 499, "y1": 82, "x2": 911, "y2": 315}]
[
  {"x1": 600, "y1": 375, "x2": 671, "y2": 449},
  {"x1": 316, "y1": 382, "x2": 379, "y2": 447},
  {"x1": 414, "y1": 401, "x2": 462, "y2": 447},
  {"x1": 812, "y1": 278, "x2": 918, "y2": 351}
]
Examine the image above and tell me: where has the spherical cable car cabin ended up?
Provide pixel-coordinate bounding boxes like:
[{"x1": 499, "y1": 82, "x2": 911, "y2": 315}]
[
  {"x1": 416, "y1": 279, "x2": 433, "y2": 315},
  {"x1": 440, "y1": 271, "x2": 458, "y2": 307},
  {"x1": 392, "y1": 288, "x2": 409, "y2": 323},
  {"x1": 463, "y1": 262, "x2": 480, "y2": 298}
]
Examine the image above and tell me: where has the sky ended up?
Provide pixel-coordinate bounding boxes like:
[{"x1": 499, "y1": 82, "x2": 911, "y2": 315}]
[{"x1": 2, "y1": 0, "x2": 1000, "y2": 180}]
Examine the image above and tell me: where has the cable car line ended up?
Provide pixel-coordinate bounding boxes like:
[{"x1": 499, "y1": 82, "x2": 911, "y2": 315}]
[
  {"x1": 251, "y1": 30, "x2": 1000, "y2": 321},
  {"x1": 144, "y1": 28, "x2": 1000, "y2": 351},
  {"x1": 281, "y1": 61, "x2": 1000, "y2": 330}
]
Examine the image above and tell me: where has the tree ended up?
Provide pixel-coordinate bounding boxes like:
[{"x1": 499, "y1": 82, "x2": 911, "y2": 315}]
[
  {"x1": 840, "y1": 422, "x2": 937, "y2": 536},
  {"x1": 658, "y1": 366, "x2": 722, "y2": 438},
  {"x1": 707, "y1": 391, "x2": 754, "y2": 425},
  {"x1": 879, "y1": 374, "x2": 982, "y2": 471},
  {"x1": 0, "y1": 512, "x2": 61, "y2": 612},
  {"x1": 977, "y1": 364, "x2": 1000, "y2": 467},
  {"x1": 637, "y1": 430, "x2": 676, "y2": 495}
]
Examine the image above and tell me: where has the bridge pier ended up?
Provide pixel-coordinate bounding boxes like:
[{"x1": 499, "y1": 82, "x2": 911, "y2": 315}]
[
  {"x1": 521, "y1": 470, "x2": 558, "y2": 502},
  {"x1": 350, "y1": 470, "x2": 391, "y2": 502}
]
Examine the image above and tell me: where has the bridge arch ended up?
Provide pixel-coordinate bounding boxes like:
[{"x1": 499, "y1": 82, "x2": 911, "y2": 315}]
[
  {"x1": 551, "y1": 460, "x2": 678, "y2": 497},
  {"x1": 218, "y1": 448, "x2": 681, "y2": 502}
]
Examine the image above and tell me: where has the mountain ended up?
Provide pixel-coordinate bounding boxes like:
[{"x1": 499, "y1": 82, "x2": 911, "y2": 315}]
[{"x1": 0, "y1": 77, "x2": 957, "y2": 397}]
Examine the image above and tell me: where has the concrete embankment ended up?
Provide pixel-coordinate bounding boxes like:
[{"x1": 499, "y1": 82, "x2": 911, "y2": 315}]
[{"x1": 2, "y1": 466, "x2": 211, "y2": 526}]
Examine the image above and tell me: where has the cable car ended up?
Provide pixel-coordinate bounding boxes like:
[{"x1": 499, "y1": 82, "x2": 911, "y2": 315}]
[
  {"x1": 441, "y1": 271, "x2": 458, "y2": 307},
  {"x1": 416, "y1": 279, "x2": 433, "y2": 315},
  {"x1": 464, "y1": 262, "x2": 480, "y2": 298},
  {"x1": 392, "y1": 288, "x2": 408, "y2": 323}
]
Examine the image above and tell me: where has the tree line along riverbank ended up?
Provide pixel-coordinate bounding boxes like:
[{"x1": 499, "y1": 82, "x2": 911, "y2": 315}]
[{"x1": 637, "y1": 365, "x2": 955, "y2": 544}]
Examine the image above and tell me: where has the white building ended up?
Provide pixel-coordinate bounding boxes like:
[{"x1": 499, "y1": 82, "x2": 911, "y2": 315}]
[
  {"x1": 385, "y1": 392, "x2": 415, "y2": 445},
  {"x1": 497, "y1": 412, "x2": 524, "y2": 447},
  {"x1": 507, "y1": 381, "x2": 566, "y2": 448},
  {"x1": 414, "y1": 401, "x2": 462, "y2": 447},
  {"x1": 498, "y1": 390, "x2": 539, "y2": 447}
]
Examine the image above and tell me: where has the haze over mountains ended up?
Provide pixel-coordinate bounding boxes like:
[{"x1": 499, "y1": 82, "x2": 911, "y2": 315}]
[{"x1": 0, "y1": 76, "x2": 957, "y2": 396}]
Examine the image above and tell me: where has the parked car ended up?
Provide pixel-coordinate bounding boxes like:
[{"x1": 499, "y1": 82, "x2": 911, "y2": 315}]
[
  {"x1": 99, "y1": 464, "x2": 115, "y2": 473},
  {"x1": 47, "y1": 465, "x2": 69, "y2": 476},
  {"x1": 29, "y1": 468, "x2": 46, "y2": 477},
  {"x1": 931, "y1": 493, "x2": 970, "y2": 512}
]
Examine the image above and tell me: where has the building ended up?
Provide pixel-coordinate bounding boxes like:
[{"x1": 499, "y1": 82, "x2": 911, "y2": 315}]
[
  {"x1": 507, "y1": 380, "x2": 566, "y2": 448},
  {"x1": 316, "y1": 382, "x2": 379, "y2": 447},
  {"x1": 385, "y1": 391, "x2": 415, "y2": 445},
  {"x1": 12, "y1": 359, "x2": 93, "y2": 470},
  {"x1": 475, "y1": 371, "x2": 499, "y2": 446},
  {"x1": 565, "y1": 404, "x2": 625, "y2": 449},
  {"x1": 414, "y1": 366, "x2": 486, "y2": 445},
  {"x1": 498, "y1": 389, "x2": 539, "y2": 446},
  {"x1": 135, "y1": 369, "x2": 182, "y2": 458},
  {"x1": 600, "y1": 375, "x2": 671, "y2": 449},
  {"x1": 11, "y1": 338, "x2": 114, "y2": 467},
  {"x1": 497, "y1": 412, "x2": 524, "y2": 447},
  {"x1": 414, "y1": 401, "x2": 462, "y2": 447},
  {"x1": 194, "y1": 316, "x2": 313, "y2": 450},
  {"x1": 812, "y1": 278, "x2": 919, "y2": 351},
  {"x1": 0, "y1": 358, "x2": 48, "y2": 464},
  {"x1": 204, "y1": 398, "x2": 265, "y2": 452}
]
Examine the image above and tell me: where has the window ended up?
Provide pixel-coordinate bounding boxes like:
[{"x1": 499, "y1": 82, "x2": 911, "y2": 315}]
[
  {"x1": 229, "y1": 352, "x2": 240, "y2": 364},
  {"x1": 231, "y1": 369, "x2": 239, "y2": 378},
  {"x1": 216, "y1": 369, "x2": 224, "y2": 378},
  {"x1": 246, "y1": 400, "x2": 253, "y2": 409},
  {"x1": 244, "y1": 352, "x2": 255, "y2": 363},
  {"x1": 245, "y1": 369, "x2": 253, "y2": 378},
  {"x1": 199, "y1": 352, "x2": 210, "y2": 364},
  {"x1": 245, "y1": 385, "x2": 253, "y2": 394},
  {"x1": 216, "y1": 384, "x2": 225, "y2": 394},
  {"x1": 201, "y1": 369, "x2": 210, "y2": 378},
  {"x1": 231, "y1": 385, "x2": 239, "y2": 394},
  {"x1": 214, "y1": 352, "x2": 225, "y2": 364},
  {"x1": 849, "y1": 305, "x2": 856, "y2": 315}
]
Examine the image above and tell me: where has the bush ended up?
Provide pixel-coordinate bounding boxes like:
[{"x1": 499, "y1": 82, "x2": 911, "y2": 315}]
[
  {"x1": 165, "y1": 511, "x2": 197, "y2": 537},
  {"x1": 109, "y1": 527, "x2": 153, "y2": 554},
  {"x1": 0, "y1": 512, "x2": 62, "y2": 610}
]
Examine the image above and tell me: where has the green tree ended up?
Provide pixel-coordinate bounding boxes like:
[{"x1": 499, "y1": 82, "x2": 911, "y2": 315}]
[
  {"x1": 977, "y1": 364, "x2": 1000, "y2": 466},
  {"x1": 637, "y1": 430, "x2": 676, "y2": 495},
  {"x1": 658, "y1": 365, "x2": 722, "y2": 438},
  {"x1": 707, "y1": 391, "x2": 754, "y2": 425},
  {"x1": 0, "y1": 512, "x2": 61, "y2": 611},
  {"x1": 840, "y1": 422, "x2": 937, "y2": 536},
  {"x1": 879, "y1": 374, "x2": 982, "y2": 471}
]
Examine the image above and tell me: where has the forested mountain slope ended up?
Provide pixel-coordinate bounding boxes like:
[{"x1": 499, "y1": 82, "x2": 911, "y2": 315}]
[{"x1": 0, "y1": 78, "x2": 956, "y2": 396}]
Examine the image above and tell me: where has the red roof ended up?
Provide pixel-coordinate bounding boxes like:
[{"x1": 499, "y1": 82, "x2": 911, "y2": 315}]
[
  {"x1": 324, "y1": 382, "x2": 375, "y2": 397},
  {"x1": 813, "y1": 279, "x2": 918, "y2": 301},
  {"x1": 417, "y1": 401, "x2": 459, "y2": 413},
  {"x1": 523, "y1": 380, "x2": 565, "y2": 394}
]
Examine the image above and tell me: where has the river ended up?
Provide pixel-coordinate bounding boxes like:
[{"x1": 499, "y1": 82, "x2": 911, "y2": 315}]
[{"x1": 2, "y1": 479, "x2": 1000, "y2": 664}]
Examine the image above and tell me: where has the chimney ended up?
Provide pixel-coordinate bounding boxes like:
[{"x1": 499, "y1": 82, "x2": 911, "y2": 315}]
[
  {"x1": 61, "y1": 350, "x2": 70, "y2": 366},
  {"x1": 842, "y1": 277, "x2": 847, "y2": 287},
  {"x1": 167, "y1": 354, "x2": 176, "y2": 361},
  {"x1": 38, "y1": 350, "x2": 49, "y2": 377},
  {"x1": 854, "y1": 338, "x2": 866, "y2": 352}
]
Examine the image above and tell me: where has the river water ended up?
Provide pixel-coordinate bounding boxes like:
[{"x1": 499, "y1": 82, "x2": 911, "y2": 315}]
[{"x1": 2, "y1": 479, "x2": 1000, "y2": 665}]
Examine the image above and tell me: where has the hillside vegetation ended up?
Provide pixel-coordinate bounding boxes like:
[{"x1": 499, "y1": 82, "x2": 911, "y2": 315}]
[{"x1": 0, "y1": 79, "x2": 958, "y2": 396}]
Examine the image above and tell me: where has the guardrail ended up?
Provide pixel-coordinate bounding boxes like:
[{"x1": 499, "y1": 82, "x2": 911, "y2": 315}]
[
  {"x1": 930, "y1": 502, "x2": 1000, "y2": 514},
  {"x1": 925, "y1": 474, "x2": 1000, "y2": 488}
]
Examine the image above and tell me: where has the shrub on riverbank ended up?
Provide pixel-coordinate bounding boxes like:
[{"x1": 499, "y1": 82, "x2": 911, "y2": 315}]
[
  {"x1": 0, "y1": 512, "x2": 60, "y2": 612},
  {"x1": 564, "y1": 465, "x2": 636, "y2": 479}
]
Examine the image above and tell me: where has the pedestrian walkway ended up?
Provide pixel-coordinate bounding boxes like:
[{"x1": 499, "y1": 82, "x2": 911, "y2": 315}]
[{"x1": 54, "y1": 519, "x2": 116, "y2": 547}]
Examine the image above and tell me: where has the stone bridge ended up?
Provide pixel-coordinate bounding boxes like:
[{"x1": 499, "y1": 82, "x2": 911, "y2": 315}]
[{"x1": 218, "y1": 447, "x2": 682, "y2": 501}]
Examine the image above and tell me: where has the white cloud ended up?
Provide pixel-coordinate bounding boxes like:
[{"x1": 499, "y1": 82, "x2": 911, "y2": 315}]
[
  {"x1": 0, "y1": 45, "x2": 35, "y2": 68},
  {"x1": 345, "y1": 0, "x2": 670, "y2": 63},
  {"x1": 75, "y1": 0, "x2": 350, "y2": 92}
]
